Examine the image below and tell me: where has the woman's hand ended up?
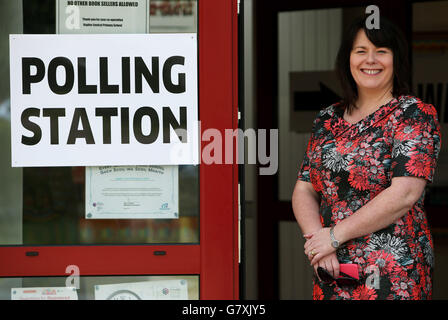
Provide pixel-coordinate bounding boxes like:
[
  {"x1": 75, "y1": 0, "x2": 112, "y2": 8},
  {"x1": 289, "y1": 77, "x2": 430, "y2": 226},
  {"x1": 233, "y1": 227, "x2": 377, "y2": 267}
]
[
  {"x1": 314, "y1": 252, "x2": 340, "y2": 280},
  {"x1": 304, "y1": 227, "x2": 336, "y2": 265}
]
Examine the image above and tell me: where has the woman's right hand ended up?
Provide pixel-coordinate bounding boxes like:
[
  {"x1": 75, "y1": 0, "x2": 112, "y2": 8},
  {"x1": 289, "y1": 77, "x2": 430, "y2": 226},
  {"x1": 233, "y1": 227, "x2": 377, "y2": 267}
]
[
  {"x1": 313, "y1": 252, "x2": 340, "y2": 281},
  {"x1": 306, "y1": 234, "x2": 340, "y2": 282}
]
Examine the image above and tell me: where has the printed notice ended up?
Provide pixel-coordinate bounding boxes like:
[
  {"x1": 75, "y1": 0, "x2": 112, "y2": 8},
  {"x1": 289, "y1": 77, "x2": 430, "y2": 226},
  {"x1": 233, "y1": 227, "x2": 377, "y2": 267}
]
[
  {"x1": 11, "y1": 287, "x2": 78, "y2": 300},
  {"x1": 9, "y1": 33, "x2": 198, "y2": 167},
  {"x1": 86, "y1": 165, "x2": 179, "y2": 219},
  {"x1": 56, "y1": 0, "x2": 149, "y2": 34},
  {"x1": 94, "y1": 279, "x2": 188, "y2": 300}
]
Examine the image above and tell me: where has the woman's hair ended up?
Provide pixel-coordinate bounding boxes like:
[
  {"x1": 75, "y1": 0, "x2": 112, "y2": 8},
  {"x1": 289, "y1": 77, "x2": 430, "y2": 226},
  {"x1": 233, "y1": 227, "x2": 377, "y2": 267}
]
[{"x1": 335, "y1": 15, "x2": 411, "y2": 113}]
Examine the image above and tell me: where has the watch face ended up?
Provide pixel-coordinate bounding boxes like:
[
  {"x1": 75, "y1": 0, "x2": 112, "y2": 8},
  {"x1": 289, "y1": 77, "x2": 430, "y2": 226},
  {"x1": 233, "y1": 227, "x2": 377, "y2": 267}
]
[{"x1": 332, "y1": 240, "x2": 339, "y2": 248}]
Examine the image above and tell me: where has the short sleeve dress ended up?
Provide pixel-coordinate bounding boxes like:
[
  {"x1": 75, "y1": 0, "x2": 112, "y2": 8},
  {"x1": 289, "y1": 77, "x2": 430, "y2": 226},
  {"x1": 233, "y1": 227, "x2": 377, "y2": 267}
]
[{"x1": 297, "y1": 95, "x2": 442, "y2": 300}]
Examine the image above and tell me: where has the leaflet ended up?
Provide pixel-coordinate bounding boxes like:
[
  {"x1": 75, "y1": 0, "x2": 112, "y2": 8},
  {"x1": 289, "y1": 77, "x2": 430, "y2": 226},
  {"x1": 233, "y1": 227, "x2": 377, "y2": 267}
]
[{"x1": 11, "y1": 287, "x2": 78, "y2": 300}]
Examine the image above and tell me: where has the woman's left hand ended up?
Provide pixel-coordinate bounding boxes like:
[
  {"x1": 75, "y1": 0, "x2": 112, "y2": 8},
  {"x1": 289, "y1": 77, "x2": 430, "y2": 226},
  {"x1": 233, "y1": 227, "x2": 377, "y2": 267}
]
[{"x1": 304, "y1": 227, "x2": 336, "y2": 265}]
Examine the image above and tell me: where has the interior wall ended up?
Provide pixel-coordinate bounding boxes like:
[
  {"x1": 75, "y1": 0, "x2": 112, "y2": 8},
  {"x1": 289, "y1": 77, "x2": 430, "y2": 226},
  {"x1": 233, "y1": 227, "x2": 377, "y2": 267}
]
[
  {"x1": 413, "y1": 0, "x2": 448, "y2": 31},
  {"x1": 277, "y1": 9, "x2": 342, "y2": 299},
  {"x1": 412, "y1": 2, "x2": 448, "y2": 186},
  {"x1": 278, "y1": 9, "x2": 342, "y2": 203},
  {"x1": 412, "y1": 0, "x2": 448, "y2": 300}
]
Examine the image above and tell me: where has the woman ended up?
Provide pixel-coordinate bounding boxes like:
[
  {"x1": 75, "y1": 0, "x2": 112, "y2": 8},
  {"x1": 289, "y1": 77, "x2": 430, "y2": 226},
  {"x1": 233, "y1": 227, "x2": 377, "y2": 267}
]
[{"x1": 292, "y1": 16, "x2": 441, "y2": 300}]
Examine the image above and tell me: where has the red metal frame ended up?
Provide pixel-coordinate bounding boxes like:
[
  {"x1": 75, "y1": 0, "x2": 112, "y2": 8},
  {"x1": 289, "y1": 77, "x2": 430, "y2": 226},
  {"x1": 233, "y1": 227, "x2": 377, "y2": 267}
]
[
  {"x1": 199, "y1": 0, "x2": 239, "y2": 299},
  {"x1": 0, "y1": 0, "x2": 239, "y2": 300},
  {"x1": 0, "y1": 245, "x2": 200, "y2": 277}
]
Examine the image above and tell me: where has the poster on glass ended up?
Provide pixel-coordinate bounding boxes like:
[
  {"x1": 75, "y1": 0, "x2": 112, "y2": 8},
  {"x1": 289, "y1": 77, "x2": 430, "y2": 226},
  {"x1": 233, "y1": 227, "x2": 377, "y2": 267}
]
[
  {"x1": 56, "y1": 0, "x2": 150, "y2": 34},
  {"x1": 86, "y1": 165, "x2": 179, "y2": 219},
  {"x1": 11, "y1": 287, "x2": 78, "y2": 300}
]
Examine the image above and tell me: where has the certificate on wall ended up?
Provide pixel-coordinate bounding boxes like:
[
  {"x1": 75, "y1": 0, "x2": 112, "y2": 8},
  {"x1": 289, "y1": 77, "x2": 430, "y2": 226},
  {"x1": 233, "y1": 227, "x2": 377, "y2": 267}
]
[
  {"x1": 11, "y1": 287, "x2": 78, "y2": 300},
  {"x1": 85, "y1": 166, "x2": 179, "y2": 219},
  {"x1": 94, "y1": 279, "x2": 188, "y2": 300}
]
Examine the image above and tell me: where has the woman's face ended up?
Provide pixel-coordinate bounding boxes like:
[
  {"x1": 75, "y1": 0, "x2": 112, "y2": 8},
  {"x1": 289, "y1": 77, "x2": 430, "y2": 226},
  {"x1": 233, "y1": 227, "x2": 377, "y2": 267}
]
[{"x1": 350, "y1": 29, "x2": 394, "y2": 94}]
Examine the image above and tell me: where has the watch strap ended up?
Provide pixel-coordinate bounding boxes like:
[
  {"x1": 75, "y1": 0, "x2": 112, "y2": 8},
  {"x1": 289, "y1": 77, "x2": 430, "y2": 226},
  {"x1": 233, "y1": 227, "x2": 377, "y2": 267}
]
[
  {"x1": 330, "y1": 226, "x2": 336, "y2": 241},
  {"x1": 330, "y1": 226, "x2": 340, "y2": 247}
]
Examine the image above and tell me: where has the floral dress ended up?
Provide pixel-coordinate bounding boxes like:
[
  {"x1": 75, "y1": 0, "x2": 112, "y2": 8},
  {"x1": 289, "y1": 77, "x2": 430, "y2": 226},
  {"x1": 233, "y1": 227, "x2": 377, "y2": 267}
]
[{"x1": 297, "y1": 95, "x2": 441, "y2": 300}]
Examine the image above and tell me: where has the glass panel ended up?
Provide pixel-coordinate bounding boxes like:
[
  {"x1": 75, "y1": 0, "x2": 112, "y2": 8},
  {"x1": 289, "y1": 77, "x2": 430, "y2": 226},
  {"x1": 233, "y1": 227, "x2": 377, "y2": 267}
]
[
  {"x1": 0, "y1": 0, "x2": 199, "y2": 245},
  {"x1": 22, "y1": 166, "x2": 198, "y2": 245},
  {"x1": 277, "y1": 7, "x2": 364, "y2": 201},
  {"x1": 276, "y1": 7, "x2": 362, "y2": 300},
  {"x1": 0, "y1": 0, "x2": 23, "y2": 245},
  {"x1": 0, "y1": 275, "x2": 199, "y2": 300}
]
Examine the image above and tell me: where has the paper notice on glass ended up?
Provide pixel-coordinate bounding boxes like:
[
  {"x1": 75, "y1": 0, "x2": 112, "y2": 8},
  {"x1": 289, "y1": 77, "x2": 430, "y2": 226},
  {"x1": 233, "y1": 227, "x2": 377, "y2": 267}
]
[
  {"x1": 56, "y1": 0, "x2": 149, "y2": 34},
  {"x1": 86, "y1": 165, "x2": 179, "y2": 219},
  {"x1": 150, "y1": 0, "x2": 196, "y2": 33},
  {"x1": 11, "y1": 287, "x2": 78, "y2": 300},
  {"x1": 95, "y1": 279, "x2": 188, "y2": 300}
]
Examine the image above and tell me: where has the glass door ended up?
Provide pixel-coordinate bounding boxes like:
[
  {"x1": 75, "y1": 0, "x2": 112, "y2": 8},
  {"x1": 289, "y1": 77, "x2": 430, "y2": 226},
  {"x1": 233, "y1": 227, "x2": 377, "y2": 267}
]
[{"x1": 0, "y1": 0, "x2": 239, "y2": 300}]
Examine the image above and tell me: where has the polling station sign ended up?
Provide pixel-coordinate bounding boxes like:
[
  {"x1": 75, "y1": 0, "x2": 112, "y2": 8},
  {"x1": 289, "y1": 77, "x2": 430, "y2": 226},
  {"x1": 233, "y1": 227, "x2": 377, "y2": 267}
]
[{"x1": 9, "y1": 34, "x2": 198, "y2": 167}]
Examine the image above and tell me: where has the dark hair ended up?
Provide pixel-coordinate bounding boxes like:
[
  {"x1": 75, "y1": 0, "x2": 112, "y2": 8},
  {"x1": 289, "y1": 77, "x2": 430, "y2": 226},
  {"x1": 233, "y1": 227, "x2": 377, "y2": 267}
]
[{"x1": 335, "y1": 15, "x2": 411, "y2": 114}]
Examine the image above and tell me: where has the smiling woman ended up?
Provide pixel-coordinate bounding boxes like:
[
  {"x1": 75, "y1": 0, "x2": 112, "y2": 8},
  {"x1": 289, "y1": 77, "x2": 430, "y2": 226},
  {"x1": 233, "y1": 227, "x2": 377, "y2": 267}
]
[{"x1": 292, "y1": 15, "x2": 442, "y2": 300}]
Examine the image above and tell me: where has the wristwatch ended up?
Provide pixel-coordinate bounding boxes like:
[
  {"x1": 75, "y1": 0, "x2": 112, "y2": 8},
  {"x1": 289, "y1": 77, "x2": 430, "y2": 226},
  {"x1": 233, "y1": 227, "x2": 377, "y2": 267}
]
[{"x1": 330, "y1": 226, "x2": 340, "y2": 249}]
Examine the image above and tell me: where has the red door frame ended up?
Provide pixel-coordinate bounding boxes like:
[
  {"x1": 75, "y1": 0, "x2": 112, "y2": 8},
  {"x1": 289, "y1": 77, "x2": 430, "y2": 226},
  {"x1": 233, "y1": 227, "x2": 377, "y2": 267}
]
[
  {"x1": 199, "y1": 0, "x2": 240, "y2": 299},
  {"x1": 199, "y1": 0, "x2": 239, "y2": 299},
  {"x1": 0, "y1": 0, "x2": 239, "y2": 300}
]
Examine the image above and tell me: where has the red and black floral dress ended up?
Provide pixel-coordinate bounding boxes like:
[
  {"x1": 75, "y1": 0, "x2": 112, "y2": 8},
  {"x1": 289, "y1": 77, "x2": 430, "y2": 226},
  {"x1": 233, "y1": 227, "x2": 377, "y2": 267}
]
[{"x1": 297, "y1": 95, "x2": 441, "y2": 300}]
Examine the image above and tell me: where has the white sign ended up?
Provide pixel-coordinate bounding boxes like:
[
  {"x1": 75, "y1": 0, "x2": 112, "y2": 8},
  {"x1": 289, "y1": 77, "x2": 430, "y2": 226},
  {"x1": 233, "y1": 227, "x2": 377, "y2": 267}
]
[
  {"x1": 11, "y1": 287, "x2": 78, "y2": 300},
  {"x1": 57, "y1": 0, "x2": 150, "y2": 34},
  {"x1": 94, "y1": 280, "x2": 188, "y2": 300},
  {"x1": 86, "y1": 165, "x2": 178, "y2": 219},
  {"x1": 9, "y1": 34, "x2": 198, "y2": 167}
]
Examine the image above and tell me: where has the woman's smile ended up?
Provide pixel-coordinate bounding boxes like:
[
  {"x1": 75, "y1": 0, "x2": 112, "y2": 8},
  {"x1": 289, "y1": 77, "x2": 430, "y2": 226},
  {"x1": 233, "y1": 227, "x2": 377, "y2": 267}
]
[{"x1": 360, "y1": 68, "x2": 382, "y2": 75}]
